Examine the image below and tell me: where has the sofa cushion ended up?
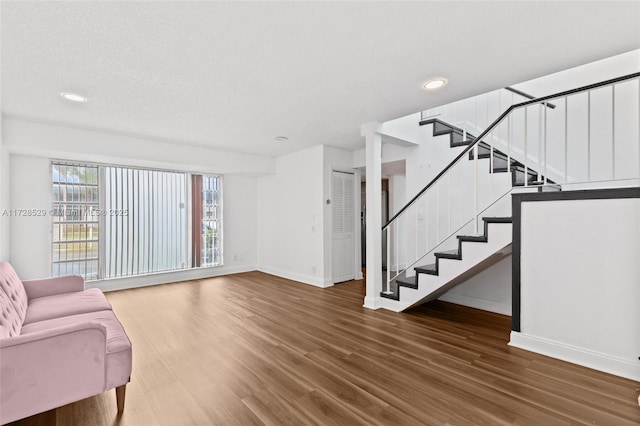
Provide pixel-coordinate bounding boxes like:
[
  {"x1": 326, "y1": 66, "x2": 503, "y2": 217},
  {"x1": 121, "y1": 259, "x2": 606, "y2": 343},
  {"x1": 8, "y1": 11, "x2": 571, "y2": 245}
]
[
  {"x1": 23, "y1": 288, "x2": 112, "y2": 325},
  {"x1": 0, "y1": 288, "x2": 23, "y2": 338},
  {"x1": 21, "y1": 310, "x2": 129, "y2": 353},
  {"x1": 0, "y1": 262, "x2": 28, "y2": 332},
  {"x1": 21, "y1": 310, "x2": 132, "y2": 389}
]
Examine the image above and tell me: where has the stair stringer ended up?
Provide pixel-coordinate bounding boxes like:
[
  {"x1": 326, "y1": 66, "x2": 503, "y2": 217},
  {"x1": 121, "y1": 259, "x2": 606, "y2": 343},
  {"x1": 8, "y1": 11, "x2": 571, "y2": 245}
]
[{"x1": 381, "y1": 222, "x2": 513, "y2": 312}]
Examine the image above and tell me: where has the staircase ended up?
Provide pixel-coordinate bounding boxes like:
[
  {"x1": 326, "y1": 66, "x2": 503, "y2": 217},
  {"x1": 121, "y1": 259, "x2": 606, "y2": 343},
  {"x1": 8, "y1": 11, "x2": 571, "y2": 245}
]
[
  {"x1": 380, "y1": 117, "x2": 557, "y2": 308},
  {"x1": 376, "y1": 72, "x2": 640, "y2": 312},
  {"x1": 383, "y1": 217, "x2": 512, "y2": 305},
  {"x1": 421, "y1": 118, "x2": 556, "y2": 187}
]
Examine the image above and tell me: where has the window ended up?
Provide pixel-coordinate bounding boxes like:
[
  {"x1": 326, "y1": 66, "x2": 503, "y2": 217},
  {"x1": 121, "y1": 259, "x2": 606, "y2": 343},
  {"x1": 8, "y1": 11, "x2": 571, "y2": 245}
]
[
  {"x1": 52, "y1": 163, "x2": 100, "y2": 279},
  {"x1": 201, "y1": 175, "x2": 222, "y2": 266},
  {"x1": 190, "y1": 175, "x2": 223, "y2": 268},
  {"x1": 51, "y1": 161, "x2": 222, "y2": 280}
]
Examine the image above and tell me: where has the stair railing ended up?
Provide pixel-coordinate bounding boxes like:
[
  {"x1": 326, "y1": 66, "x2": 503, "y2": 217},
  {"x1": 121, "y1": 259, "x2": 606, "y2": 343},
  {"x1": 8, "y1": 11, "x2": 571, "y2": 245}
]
[{"x1": 382, "y1": 72, "x2": 640, "y2": 296}]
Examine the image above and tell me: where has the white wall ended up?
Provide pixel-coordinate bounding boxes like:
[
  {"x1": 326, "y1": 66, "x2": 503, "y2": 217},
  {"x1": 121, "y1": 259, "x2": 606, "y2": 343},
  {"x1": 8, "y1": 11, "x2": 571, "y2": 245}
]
[
  {"x1": 3, "y1": 117, "x2": 274, "y2": 176},
  {"x1": 388, "y1": 174, "x2": 406, "y2": 270},
  {"x1": 352, "y1": 143, "x2": 409, "y2": 170},
  {"x1": 514, "y1": 49, "x2": 640, "y2": 98},
  {"x1": 511, "y1": 197, "x2": 640, "y2": 381},
  {"x1": 439, "y1": 255, "x2": 512, "y2": 315},
  {"x1": 4, "y1": 119, "x2": 264, "y2": 289},
  {"x1": 404, "y1": 127, "x2": 467, "y2": 196},
  {"x1": 220, "y1": 175, "x2": 258, "y2": 271},
  {"x1": 256, "y1": 144, "x2": 361, "y2": 287},
  {"x1": 388, "y1": 174, "x2": 406, "y2": 217},
  {"x1": 256, "y1": 173, "x2": 278, "y2": 273},
  {"x1": 9, "y1": 155, "x2": 51, "y2": 279},
  {"x1": 379, "y1": 113, "x2": 430, "y2": 145},
  {"x1": 0, "y1": 115, "x2": 9, "y2": 262},
  {"x1": 257, "y1": 145, "x2": 327, "y2": 286}
]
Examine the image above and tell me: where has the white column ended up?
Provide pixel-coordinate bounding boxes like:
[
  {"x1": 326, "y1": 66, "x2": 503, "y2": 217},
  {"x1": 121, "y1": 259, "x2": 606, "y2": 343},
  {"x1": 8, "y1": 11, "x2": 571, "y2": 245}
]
[{"x1": 362, "y1": 122, "x2": 383, "y2": 309}]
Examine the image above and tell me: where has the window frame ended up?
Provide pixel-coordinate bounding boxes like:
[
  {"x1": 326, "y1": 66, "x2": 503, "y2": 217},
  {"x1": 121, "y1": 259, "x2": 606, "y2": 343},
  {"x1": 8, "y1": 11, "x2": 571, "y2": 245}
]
[{"x1": 51, "y1": 162, "x2": 100, "y2": 280}]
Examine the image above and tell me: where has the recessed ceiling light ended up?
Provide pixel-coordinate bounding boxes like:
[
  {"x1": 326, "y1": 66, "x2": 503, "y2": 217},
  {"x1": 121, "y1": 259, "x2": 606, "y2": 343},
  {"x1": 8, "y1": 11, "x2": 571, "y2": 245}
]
[
  {"x1": 60, "y1": 92, "x2": 88, "y2": 103},
  {"x1": 274, "y1": 136, "x2": 289, "y2": 141},
  {"x1": 422, "y1": 78, "x2": 448, "y2": 91}
]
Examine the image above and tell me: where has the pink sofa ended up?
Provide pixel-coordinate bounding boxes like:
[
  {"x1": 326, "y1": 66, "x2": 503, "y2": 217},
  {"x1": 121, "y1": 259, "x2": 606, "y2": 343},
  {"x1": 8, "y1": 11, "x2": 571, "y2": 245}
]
[{"x1": 0, "y1": 262, "x2": 132, "y2": 424}]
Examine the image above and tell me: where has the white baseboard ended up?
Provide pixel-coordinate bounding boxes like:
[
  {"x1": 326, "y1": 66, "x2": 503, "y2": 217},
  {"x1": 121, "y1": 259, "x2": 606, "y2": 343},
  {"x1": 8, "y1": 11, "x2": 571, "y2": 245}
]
[
  {"x1": 257, "y1": 266, "x2": 333, "y2": 288},
  {"x1": 509, "y1": 331, "x2": 640, "y2": 382},
  {"x1": 88, "y1": 264, "x2": 257, "y2": 292},
  {"x1": 438, "y1": 292, "x2": 511, "y2": 316}
]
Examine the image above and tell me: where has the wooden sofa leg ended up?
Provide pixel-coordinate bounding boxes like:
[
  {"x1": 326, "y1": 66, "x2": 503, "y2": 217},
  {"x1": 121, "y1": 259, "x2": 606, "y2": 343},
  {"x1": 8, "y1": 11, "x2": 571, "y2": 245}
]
[{"x1": 116, "y1": 385, "x2": 126, "y2": 412}]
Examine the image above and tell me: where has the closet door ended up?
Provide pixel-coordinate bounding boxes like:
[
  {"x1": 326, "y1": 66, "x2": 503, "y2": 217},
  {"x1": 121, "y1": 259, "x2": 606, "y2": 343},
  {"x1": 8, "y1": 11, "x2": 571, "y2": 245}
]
[{"x1": 332, "y1": 171, "x2": 355, "y2": 283}]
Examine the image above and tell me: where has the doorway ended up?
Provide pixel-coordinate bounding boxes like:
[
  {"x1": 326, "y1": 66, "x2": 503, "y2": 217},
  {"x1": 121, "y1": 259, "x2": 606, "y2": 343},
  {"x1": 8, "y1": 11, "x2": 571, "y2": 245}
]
[{"x1": 360, "y1": 179, "x2": 389, "y2": 272}]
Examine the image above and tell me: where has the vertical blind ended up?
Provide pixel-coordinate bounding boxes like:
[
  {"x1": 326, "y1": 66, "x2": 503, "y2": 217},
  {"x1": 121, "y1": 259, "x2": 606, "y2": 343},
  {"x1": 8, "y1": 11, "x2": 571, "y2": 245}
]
[{"x1": 103, "y1": 166, "x2": 189, "y2": 278}]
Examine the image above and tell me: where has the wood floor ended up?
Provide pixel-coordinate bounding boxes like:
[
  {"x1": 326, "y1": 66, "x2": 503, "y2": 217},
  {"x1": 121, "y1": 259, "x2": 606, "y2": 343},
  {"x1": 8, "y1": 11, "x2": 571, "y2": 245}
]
[{"x1": 10, "y1": 271, "x2": 640, "y2": 425}]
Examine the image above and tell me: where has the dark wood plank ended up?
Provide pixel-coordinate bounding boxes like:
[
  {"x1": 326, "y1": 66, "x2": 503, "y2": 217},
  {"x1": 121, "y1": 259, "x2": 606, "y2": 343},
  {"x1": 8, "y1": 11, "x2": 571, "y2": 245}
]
[{"x1": 8, "y1": 272, "x2": 640, "y2": 425}]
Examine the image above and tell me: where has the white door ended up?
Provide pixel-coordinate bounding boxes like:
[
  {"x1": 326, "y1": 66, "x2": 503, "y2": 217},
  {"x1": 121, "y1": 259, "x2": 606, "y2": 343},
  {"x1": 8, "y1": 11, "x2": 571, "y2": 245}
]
[{"x1": 332, "y1": 171, "x2": 355, "y2": 283}]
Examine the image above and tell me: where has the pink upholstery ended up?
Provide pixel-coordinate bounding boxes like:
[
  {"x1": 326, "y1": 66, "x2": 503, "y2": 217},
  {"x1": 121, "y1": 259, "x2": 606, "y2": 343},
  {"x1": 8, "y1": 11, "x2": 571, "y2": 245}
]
[
  {"x1": 0, "y1": 288, "x2": 22, "y2": 339},
  {"x1": 22, "y1": 275, "x2": 85, "y2": 299},
  {"x1": 0, "y1": 323, "x2": 108, "y2": 423},
  {"x1": 0, "y1": 262, "x2": 28, "y2": 337},
  {"x1": 0, "y1": 262, "x2": 132, "y2": 424},
  {"x1": 23, "y1": 288, "x2": 113, "y2": 325},
  {"x1": 21, "y1": 310, "x2": 132, "y2": 390}
]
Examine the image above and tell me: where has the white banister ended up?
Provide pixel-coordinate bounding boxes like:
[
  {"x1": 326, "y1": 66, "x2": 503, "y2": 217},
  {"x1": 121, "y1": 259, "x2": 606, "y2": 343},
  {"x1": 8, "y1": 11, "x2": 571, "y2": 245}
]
[
  {"x1": 473, "y1": 144, "x2": 478, "y2": 234},
  {"x1": 612, "y1": 85, "x2": 616, "y2": 180},
  {"x1": 524, "y1": 106, "x2": 529, "y2": 187},
  {"x1": 564, "y1": 96, "x2": 568, "y2": 183},
  {"x1": 587, "y1": 90, "x2": 591, "y2": 181},
  {"x1": 543, "y1": 102, "x2": 548, "y2": 185}
]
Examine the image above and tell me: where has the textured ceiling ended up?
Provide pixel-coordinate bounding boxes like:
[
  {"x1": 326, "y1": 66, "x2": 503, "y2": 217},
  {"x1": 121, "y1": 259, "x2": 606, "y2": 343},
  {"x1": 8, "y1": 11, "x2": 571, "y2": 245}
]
[{"x1": 1, "y1": 1, "x2": 639, "y2": 158}]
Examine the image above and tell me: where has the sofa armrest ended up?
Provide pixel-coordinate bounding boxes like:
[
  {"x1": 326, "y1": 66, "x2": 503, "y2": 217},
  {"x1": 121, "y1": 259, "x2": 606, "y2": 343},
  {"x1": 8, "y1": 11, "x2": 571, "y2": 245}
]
[
  {"x1": 22, "y1": 275, "x2": 85, "y2": 300},
  {"x1": 0, "y1": 321, "x2": 108, "y2": 424}
]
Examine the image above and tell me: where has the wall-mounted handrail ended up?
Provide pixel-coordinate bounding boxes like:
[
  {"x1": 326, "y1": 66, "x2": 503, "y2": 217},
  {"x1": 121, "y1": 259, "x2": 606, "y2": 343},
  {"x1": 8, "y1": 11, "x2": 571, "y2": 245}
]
[
  {"x1": 382, "y1": 71, "x2": 640, "y2": 231},
  {"x1": 505, "y1": 86, "x2": 556, "y2": 109}
]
